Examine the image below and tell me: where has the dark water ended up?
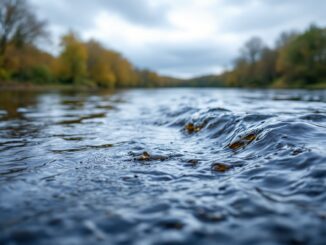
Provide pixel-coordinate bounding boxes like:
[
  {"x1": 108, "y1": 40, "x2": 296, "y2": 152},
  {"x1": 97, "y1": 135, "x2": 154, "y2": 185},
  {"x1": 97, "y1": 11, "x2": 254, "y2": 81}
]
[{"x1": 0, "y1": 88, "x2": 326, "y2": 245}]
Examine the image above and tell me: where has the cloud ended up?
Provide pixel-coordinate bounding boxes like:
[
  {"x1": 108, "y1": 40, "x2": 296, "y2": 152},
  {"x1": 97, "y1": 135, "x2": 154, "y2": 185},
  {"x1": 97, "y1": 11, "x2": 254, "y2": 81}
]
[
  {"x1": 30, "y1": 1, "x2": 98, "y2": 30},
  {"x1": 30, "y1": 0, "x2": 170, "y2": 30},
  {"x1": 29, "y1": 0, "x2": 326, "y2": 78},
  {"x1": 217, "y1": 0, "x2": 326, "y2": 33},
  {"x1": 100, "y1": 0, "x2": 170, "y2": 27},
  {"x1": 128, "y1": 41, "x2": 233, "y2": 78}
]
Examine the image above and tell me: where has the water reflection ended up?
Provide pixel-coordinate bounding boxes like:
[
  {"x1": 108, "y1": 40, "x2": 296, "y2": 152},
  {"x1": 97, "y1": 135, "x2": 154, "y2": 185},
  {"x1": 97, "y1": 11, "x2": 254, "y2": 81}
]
[{"x1": 0, "y1": 91, "x2": 39, "y2": 120}]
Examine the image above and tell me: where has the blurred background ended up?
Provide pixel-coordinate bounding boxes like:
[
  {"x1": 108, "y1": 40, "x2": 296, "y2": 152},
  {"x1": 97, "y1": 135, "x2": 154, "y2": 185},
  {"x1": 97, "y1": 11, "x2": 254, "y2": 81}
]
[{"x1": 0, "y1": 0, "x2": 326, "y2": 88}]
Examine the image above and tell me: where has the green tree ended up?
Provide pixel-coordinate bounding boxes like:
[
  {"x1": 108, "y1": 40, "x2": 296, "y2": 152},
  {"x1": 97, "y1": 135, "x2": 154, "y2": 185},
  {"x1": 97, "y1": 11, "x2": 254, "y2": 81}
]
[
  {"x1": 277, "y1": 25, "x2": 326, "y2": 86},
  {"x1": 227, "y1": 37, "x2": 266, "y2": 86},
  {"x1": 255, "y1": 48, "x2": 277, "y2": 86},
  {"x1": 57, "y1": 32, "x2": 88, "y2": 84}
]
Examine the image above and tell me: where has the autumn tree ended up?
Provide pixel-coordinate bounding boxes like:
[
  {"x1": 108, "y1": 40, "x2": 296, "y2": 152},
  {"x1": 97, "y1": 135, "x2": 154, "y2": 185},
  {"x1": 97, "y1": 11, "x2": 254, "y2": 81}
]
[
  {"x1": 137, "y1": 69, "x2": 160, "y2": 87},
  {"x1": 4, "y1": 43, "x2": 54, "y2": 82},
  {"x1": 85, "y1": 40, "x2": 116, "y2": 88},
  {"x1": 112, "y1": 57, "x2": 138, "y2": 87},
  {"x1": 57, "y1": 32, "x2": 88, "y2": 84}
]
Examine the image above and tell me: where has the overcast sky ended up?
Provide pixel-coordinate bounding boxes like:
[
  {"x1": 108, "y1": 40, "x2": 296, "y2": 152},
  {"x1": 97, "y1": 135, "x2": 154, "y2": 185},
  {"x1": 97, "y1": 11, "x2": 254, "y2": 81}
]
[{"x1": 30, "y1": 0, "x2": 326, "y2": 78}]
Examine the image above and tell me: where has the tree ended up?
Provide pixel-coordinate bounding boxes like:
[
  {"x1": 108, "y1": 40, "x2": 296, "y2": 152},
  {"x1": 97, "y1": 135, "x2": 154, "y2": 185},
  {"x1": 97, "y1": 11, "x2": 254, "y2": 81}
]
[
  {"x1": 275, "y1": 31, "x2": 298, "y2": 49},
  {"x1": 0, "y1": 0, "x2": 47, "y2": 56},
  {"x1": 276, "y1": 25, "x2": 326, "y2": 86},
  {"x1": 112, "y1": 57, "x2": 138, "y2": 87},
  {"x1": 137, "y1": 69, "x2": 160, "y2": 87},
  {"x1": 230, "y1": 37, "x2": 266, "y2": 86},
  {"x1": 4, "y1": 43, "x2": 54, "y2": 82},
  {"x1": 240, "y1": 37, "x2": 265, "y2": 64},
  {"x1": 57, "y1": 32, "x2": 88, "y2": 84},
  {"x1": 86, "y1": 40, "x2": 116, "y2": 88},
  {"x1": 255, "y1": 48, "x2": 277, "y2": 86}
]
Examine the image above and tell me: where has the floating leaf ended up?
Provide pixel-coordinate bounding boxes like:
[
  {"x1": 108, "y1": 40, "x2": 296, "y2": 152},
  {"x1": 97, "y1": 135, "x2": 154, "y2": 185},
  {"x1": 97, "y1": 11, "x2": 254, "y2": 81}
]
[
  {"x1": 137, "y1": 151, "x2": 150, "y2": 161},
  {"x1": 229, "y1": 132, "x2": 257, "y2": 150},
  {"x1": 185, "y1": 123, "x2": 203, "y2": 133},
  {"x1": 134, "y1": 151, "x2": 168, "y2": 161},
  {"x1": 244, "y1": 133, "x2": 256, "y2": 141},
  {"x1": 211, "y1": 163, "x2": 231, "y2": 172},
  {"x1": 229, "y1": 141, "x2": 245, "y2": 150}
]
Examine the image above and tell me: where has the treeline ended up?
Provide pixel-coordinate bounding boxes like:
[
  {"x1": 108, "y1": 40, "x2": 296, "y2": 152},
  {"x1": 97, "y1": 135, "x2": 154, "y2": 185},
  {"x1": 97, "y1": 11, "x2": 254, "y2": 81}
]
[
  {"x1": 218, "y1": 25, "x2": 326, "y2": 88},
  {"x1": 52, "y1": 32, "x2": 182, "y2": 88},
  {"x1": 0, "y1": 0, "x2": 180, "y2": 88},
  {"x1": 1, "y1": 0, "x2": 325, "y2": 89},
  {"x1": 189, "y1": 25, "x2": 326, "y2": 88}
]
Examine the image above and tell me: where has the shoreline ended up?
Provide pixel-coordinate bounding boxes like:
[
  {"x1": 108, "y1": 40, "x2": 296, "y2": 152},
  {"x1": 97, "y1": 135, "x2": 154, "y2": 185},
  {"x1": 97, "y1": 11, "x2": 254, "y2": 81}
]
[{"x1": 0, "y1": 81, "x2": 325, "y2": 91}]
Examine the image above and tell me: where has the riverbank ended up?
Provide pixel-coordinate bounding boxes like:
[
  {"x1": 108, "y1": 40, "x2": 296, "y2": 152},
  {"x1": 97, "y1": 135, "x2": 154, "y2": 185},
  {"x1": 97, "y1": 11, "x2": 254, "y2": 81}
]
[
  {"x1": 1, "y1": 80, "x2": 325, "y2": 91},
  {"x1": 0, "y1": 81, "x2": 98, "y2": 92}
]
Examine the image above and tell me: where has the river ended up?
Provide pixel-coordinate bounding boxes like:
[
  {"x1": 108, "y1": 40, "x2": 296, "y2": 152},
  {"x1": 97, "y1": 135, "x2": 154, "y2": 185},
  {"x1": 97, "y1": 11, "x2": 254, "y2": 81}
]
[{"x1": 0, "y1": 88, "x2": 326, "y2": 244}]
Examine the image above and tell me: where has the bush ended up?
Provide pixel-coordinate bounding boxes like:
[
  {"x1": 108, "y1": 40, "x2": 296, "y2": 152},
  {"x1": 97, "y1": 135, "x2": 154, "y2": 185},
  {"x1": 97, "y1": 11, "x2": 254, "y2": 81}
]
[
  {"x1": 29, "y1": 65, "x2": 53, "y2": 84},
  {"x1": 0, "y1": 68, "x2": 11, "y2": 81},
  {"x1": 12, "y1": 65, "x2": 53, "y2": 84}
]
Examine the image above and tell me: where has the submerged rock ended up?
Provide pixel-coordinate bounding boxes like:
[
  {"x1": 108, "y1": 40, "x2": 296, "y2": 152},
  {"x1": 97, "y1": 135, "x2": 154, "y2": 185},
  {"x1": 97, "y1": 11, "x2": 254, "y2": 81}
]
[
  {"x1": 185, "y1": 159, "x2": 200, "y2": 166},
  {"x1": 195, "y1": 208, "x2": 225, "y2": 222},
  {"x1": 158, "y1": 220, "x2": 184, "y2": 230}
]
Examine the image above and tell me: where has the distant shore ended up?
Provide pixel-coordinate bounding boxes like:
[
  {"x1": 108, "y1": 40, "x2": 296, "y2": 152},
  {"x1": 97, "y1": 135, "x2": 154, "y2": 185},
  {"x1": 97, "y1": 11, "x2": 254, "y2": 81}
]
[
  {"x1": 0, "y1": 82, "x2": 99, "y2": 92},
  {"x1": 1, "y1": 80, "x2": 325, "y2": 91}
]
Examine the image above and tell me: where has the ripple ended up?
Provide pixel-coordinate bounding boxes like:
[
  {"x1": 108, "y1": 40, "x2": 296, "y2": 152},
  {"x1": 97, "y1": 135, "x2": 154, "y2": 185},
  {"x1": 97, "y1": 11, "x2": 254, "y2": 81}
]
[{"x1": 0, "y1": 88, "x2": 325, "y2": 244}]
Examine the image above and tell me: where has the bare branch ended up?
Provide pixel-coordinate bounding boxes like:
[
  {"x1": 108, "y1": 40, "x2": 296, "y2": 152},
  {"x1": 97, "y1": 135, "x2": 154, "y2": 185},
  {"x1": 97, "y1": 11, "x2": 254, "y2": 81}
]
[{"x1": 0, "y1": 0, "x2": 47, "y2": 55}]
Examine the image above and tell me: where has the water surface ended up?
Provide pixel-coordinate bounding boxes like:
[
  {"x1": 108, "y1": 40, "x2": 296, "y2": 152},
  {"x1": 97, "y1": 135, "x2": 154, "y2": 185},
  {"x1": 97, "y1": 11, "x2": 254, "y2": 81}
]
[{"x1": 0, "y1": 88, "x2": 326, "y2": 245}]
